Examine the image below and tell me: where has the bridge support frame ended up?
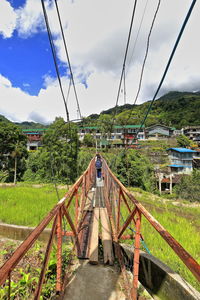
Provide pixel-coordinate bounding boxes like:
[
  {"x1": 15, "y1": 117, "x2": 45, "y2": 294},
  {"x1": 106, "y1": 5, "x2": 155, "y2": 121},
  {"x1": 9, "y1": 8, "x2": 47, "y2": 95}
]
[{"x1": 131, "y1": 209, "x2": 141, "y2": 300}]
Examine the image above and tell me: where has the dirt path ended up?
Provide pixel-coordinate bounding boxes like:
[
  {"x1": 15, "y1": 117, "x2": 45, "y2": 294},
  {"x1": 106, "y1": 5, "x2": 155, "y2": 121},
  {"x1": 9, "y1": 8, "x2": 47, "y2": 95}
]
[{"x1": 63, "y1": 260, "x2": 126, "y2": 300}]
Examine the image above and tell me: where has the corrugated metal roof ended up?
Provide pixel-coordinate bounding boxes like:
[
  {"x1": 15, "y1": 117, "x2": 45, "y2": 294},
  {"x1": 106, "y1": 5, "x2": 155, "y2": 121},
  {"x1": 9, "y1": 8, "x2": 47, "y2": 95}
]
[
  {"x1": 168, "y1": 164, "x2": 192, "y2": 168},
  {"x1": 167, "y1": 148, "x2": 196, "y2": 153},
  {"x1": 22, "y1": 128, "x2": 48, "y2": 132},
  {"x1": 80, "y1": 125, "x2": 144, "y2": 130}
]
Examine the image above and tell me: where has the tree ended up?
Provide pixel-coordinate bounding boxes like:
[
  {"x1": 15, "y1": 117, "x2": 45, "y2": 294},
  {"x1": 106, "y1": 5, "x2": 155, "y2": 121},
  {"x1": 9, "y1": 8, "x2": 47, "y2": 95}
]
[
  {"x1": 83, "y1": 133, "x2": 95, "y2": 147},
  {"x1": 176, "y1": 134, "x2": 192, "y2": 148},
  {"x1": 175, "y1": 170, "x2": 200, "y2": 202},
  {"x1": 104, "y1": 149, "x2": 155, "y2": 191},
  {"x1": 0, "y1": 122, "x2": 28, "y2": 182},
  {"x1": 24, "y1": 118, "x2": 80, "y2": 183},
  {"x1": 98, "y1": 114, "x2": 113, "y2": 139}
]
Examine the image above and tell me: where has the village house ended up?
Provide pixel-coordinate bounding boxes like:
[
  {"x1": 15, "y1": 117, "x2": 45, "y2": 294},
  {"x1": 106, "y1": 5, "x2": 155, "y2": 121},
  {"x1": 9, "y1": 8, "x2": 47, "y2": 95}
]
[
  {"x1": 22, "y1": 128, "x2": 48, "y2": 150},
  {"x1": 182, "y1": 126, "x2": 200, "y2": 144},
  {"x1": 167, "y1": 147, "x2": 197, "y2": 174},
  {"x1": 144, "y1": 124, "x2": 175, "y2": 140}
]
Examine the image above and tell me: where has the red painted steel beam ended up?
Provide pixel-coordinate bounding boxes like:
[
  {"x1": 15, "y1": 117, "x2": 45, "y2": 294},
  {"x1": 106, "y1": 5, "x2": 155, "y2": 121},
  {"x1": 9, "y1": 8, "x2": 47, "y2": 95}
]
[
  {"x1": 118, "y1": 208, "x2": 137, "y2": 239},
  {"x1": 56, "y1": 209, "x2": 62, "y2": 292},
  {"x1": 117, "y1": 190, "x2": 121, "y2": 234},
  {"x1": 103, "y1": 158, "x2": 200, "y2": 283},
  {"x1": 34, "y1": 215, "x2": 57, "y2": 300},
  {"x1": 62, "y1": 206, "x2": 78, "y2": 237},
  {"x1": 62, "y1": 231, "x2": 74, "y2": 237},
  {"x1": 131, "y1": 210, "x2": 141, "y2": 300},
  {"x1": 120, "y1": 234, "x2": 135, "y2": 240},
  {"x1": 0, "y1": 158, "x2": 95, "y2": 286}
]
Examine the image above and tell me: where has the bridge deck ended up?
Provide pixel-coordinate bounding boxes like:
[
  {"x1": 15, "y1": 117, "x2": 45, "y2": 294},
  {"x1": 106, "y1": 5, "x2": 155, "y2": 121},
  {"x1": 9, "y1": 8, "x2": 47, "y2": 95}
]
[{"x1": 78, "y1": 178, "x2": 114, "y2": 265}]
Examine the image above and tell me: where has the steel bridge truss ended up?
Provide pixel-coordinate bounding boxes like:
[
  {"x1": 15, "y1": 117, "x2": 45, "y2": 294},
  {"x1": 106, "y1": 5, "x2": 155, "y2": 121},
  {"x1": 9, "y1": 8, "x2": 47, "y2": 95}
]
[{"x1": 0, "y1": 157, "x2": 199, "y2": 300}]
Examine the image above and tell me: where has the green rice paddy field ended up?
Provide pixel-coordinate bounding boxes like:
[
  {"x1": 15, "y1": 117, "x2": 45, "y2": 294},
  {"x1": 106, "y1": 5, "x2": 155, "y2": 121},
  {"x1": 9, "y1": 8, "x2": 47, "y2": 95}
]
[{"x1": 0, "y1": 184, "x2": 199, "y2": 291}]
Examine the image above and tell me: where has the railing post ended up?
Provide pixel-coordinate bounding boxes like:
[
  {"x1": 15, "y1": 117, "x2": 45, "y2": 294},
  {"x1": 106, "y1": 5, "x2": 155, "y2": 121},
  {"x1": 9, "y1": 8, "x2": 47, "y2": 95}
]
[
  {"x1": 131, "y1": 209, "x2": 141, "y2": 300},
  {"x1": 34, "y1": 216, "x2": 57, "y2": 300},
  {"x1": 117, "y1": 189, "x2": 121, "y2": 234},
  {"x1": 75, "y1": 189, "x2": 79, "y2": 230},
  {"x1": 8, "y1": 272, "x2": 11, "y2": 300},
  {"x1": 56, "y1": 208, "x2": 62, "y2": 293}
]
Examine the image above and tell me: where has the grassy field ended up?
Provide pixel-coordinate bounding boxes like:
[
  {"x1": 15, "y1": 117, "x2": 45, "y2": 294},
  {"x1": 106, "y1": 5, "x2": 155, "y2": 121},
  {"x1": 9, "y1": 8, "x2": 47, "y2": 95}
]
[
  {"x1": 0, "y1": 184, "x2": 67, "y2": 227},
  {"x1": 123, "y1": 188, "x2": 200, "y2": 292},
  {"x1": 0, "y1": 184, "x2": 199, "y2": 292}
]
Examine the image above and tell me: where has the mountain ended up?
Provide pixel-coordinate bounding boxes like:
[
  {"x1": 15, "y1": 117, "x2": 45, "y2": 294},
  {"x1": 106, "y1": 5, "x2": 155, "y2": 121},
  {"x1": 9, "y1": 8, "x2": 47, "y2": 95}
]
[
  {"x1": 86, "y1": 91, "x2": 200, "y2": 129},
  {"x1": 0, "y1": 115, "x2": 12, "y2": 124},
  {"x1": 14, "y1": 121, "x2": 49, "y2": 129}
]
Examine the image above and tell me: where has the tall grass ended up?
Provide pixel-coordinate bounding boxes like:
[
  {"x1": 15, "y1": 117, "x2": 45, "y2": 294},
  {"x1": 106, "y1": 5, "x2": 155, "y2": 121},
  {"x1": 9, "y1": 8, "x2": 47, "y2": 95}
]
[{"x1": 0, "y1": 185, "x2": 66, "y2": 227}]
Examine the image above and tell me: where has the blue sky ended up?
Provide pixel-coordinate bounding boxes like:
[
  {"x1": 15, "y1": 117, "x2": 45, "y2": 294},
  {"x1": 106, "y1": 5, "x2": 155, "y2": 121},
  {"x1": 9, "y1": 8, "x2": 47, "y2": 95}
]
[
  {"x1": 0, "y1": 30, "x2": 57, "y2": 95},
  {"x1": 0, "y1": 0, "x2": 200, "y2": 123}
]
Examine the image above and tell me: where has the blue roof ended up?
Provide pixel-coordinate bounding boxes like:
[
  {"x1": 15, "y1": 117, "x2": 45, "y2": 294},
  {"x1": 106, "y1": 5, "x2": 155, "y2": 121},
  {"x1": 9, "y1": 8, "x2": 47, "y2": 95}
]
[
  {"x1": 167, "y1": 148, "x2": 196, "y2": 153},
  {"x1": 168, "y1": 164, "x2": 192, "y2": 168}
]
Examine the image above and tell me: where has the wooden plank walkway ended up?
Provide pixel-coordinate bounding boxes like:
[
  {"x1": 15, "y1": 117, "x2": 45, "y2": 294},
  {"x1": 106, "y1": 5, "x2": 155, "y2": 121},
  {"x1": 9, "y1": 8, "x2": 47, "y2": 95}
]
[
  {"x1": 79, "y1": 178, "x2": 113, "y2": 265},
  {"x1": 89, "y1": 208, "x2": 99, "y2": 264},
  {"x1": 100, "y1": 208, "x2": 114, "y2": 265}
]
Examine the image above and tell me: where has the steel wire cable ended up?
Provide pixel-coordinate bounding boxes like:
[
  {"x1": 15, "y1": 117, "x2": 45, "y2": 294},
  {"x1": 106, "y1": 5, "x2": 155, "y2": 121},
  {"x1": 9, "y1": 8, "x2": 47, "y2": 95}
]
[
  {"x1": 133, "y1": 0, "x2": 197, "y2": 143},
  {"x1": 125, "y1": 0, "x2": 149, "y2": 77},
  {"x1": 124, "y1": 0, "x2": 161, "y2": 127},
  {"x1": 111, "y1": 0, "x2": 138, "y2": 123},
  {"x1": 54, "y1": 0, "x2": 82, "y2": 120},
  {"x1": 41, "y1": 0, "x2": 70, "y2": 123}
]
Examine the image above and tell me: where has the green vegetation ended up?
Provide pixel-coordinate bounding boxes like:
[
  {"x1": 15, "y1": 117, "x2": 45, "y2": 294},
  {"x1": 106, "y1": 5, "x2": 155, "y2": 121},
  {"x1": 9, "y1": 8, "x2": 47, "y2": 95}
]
[
  {"x1": 82, "y1": 133, "x2": 96, "y2": 147},
  {"x1": 0, "y1": 241, "x2": 74, "y2": 299},
  {"x1": 175, "y1": 170, "x2": 200, "y2": 202},
  {"x1": 121, "y1": 188, "x2": 200, "y2": 292},
  {"x1": 103, "y1": 149, "x2": 156, "y2": 191},
  {"x1": 0, "y1": 184, "x2": 66, "y2": 226},
  {"x1": 23, "y1": 117, "x2": 79, "y2": 184},
  {"x1": 83, "y1": 91, "x2": 200, "y2": 129},
  {"x1": 176, "y1": 134, "x2": 192, "y2": 148},
  {"x1": 0, "y1": 121, "x2": 28, "y2": 183}
]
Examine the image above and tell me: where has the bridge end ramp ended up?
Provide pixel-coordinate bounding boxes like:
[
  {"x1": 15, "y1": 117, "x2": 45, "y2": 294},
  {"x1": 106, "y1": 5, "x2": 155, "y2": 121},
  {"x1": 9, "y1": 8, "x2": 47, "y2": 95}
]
[{"x1": 62, "y1": 260, "x2": 126, "y2": 300}]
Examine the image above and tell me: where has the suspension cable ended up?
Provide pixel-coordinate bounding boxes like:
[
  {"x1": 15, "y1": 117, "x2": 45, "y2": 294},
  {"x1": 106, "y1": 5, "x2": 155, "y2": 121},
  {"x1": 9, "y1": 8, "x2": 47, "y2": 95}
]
[
  {"x1": 126, "y1": 0, "x2": 149, "y2": 77},
  {"x1": 113, "y1": 0, "x2": 138, "y2": 118},
  {"x1": 41, "y1": 0, "x2": 70, "y2": 123},
  {"x1": 54, "y1": 0, "x2": 82, "y2": 120},
  {"x1": 125, "y1": 0, "x2": 161, "y2": 126},
  {"x1": 132, "y1": 0, "x2": 161, "y2": 107},
  {"x1": 133, "y1": 0, "x2": 197, "y2": 142}
]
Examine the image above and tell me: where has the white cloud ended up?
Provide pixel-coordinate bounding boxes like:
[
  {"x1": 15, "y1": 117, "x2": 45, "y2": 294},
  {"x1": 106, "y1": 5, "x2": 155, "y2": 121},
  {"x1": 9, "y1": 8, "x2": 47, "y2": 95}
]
[
  {"x1": 0, "y1": 0, "x2": 17, "y2": 38},
  {"x1": 16, "y1": 0, "x2": 45, "y2": 38},
  {"x1": 0, "y1": 74, "x2": 12, "y2": 87},
  {"x1": 1, "y1": 0, "x2": 200, "y2": 123}
]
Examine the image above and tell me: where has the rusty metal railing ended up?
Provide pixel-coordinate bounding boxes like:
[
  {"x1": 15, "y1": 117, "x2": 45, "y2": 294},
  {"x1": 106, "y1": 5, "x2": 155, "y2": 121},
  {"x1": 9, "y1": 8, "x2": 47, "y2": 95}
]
[
  {"x1": 102, "y1": 157, "x2": 200, "y2": 299},
  {"x1": 0, "y1": 156, "x2": 200, "y2": 300},
  {"x1": 0, "y1": 158, "x2": 96, "y2": 299}
]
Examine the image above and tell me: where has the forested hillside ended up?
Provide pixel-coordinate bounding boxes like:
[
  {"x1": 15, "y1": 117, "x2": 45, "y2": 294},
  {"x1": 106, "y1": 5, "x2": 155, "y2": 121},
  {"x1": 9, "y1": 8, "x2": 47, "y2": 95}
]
[{"x1": 85, "y1": 91, "x2": 200, "y2": 128}]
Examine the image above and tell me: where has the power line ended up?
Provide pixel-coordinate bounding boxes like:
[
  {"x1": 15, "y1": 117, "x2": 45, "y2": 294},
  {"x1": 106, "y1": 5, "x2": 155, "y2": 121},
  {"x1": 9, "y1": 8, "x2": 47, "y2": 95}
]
[
  {"x1": 133, "y1": 0, "x2": 197, "y2": 142},
  {"x1": 41, "y1": 0, "x2": 70, "y2": 123},
  {"x1": 54, "y1": 0, "x2": 82, "y2": 120}
]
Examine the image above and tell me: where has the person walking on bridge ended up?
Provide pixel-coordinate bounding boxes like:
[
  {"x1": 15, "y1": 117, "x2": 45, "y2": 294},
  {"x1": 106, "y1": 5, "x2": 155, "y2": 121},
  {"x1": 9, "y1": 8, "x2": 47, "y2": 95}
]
[{"x1": 95, "y1": 154, "x2": 102, "y2": 179}]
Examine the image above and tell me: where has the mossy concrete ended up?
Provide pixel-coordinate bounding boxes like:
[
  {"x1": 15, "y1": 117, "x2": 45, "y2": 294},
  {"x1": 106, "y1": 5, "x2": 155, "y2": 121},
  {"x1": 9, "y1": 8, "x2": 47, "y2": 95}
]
[
  {"x1": 0, "y1": 222, "x2": 51, "y2": 242},
  {"x1": 121, "y1": 244, "x2": 200, "y2": 300}
]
